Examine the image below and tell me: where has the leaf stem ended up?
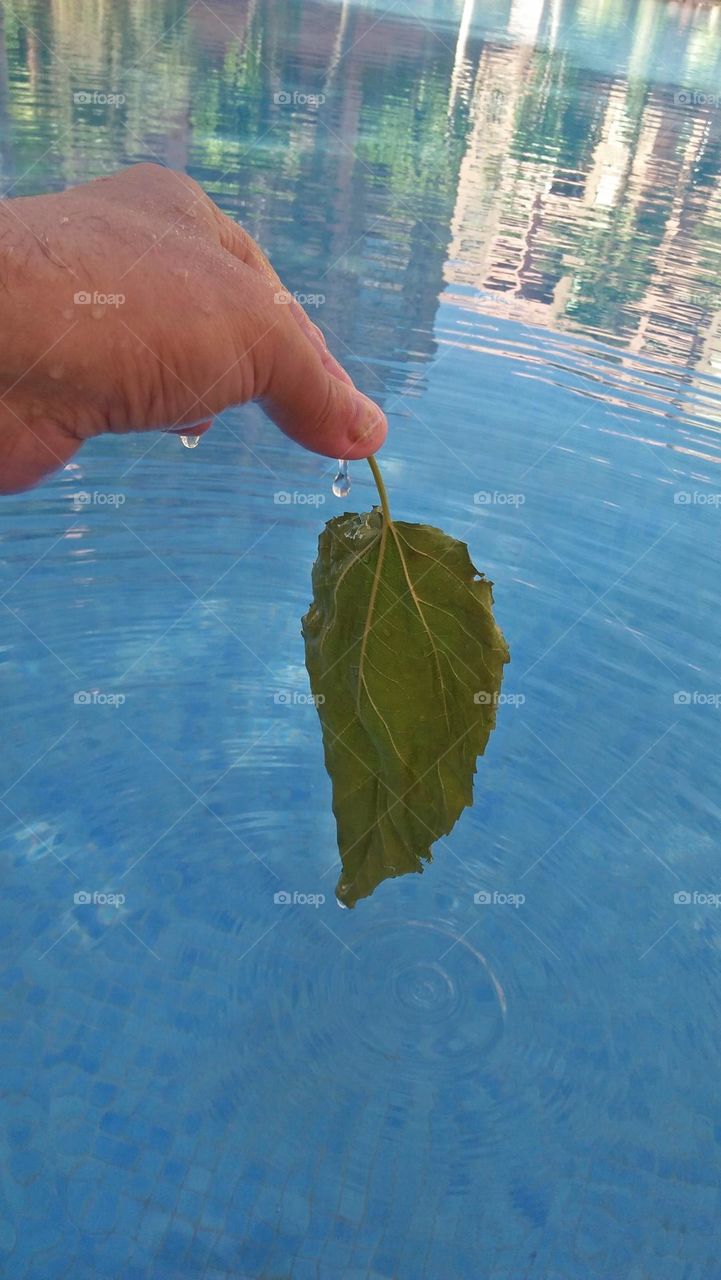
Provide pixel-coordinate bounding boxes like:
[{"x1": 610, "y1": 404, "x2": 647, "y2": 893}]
[{"x1": 367, "y1": 454, "x2": 393, "y2": 525}]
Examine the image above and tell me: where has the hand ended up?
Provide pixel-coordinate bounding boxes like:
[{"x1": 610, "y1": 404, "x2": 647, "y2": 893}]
[{"x1": 0, "y1": 163, "x2": 387, "y2": 494}]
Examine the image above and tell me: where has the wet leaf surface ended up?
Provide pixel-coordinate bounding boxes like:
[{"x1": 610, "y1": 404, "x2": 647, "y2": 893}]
[{"x1": 302, "y1": 506, "x2": 510, "y2": 907}]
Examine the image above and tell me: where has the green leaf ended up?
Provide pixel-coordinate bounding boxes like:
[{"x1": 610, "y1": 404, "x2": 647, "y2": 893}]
[{"x1": 302, "y1": 504, "x2": 510, "y2": 908}]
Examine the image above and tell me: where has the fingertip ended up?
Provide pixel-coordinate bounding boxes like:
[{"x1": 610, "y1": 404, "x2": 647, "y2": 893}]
[
  {"x1": 166, "y1": 419, "x2": 213, "y2": 438},
  {"x1": 341, "y1": 397, "x2": 388, "y2": 460},
  {"x1": 257, "y1": 300, "x2": 388, "y2": 459}
]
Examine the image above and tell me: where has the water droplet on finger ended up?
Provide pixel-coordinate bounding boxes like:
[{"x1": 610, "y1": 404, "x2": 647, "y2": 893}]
[{"x1": 180, "y1": 434, "x2": 201, "y2": 449}]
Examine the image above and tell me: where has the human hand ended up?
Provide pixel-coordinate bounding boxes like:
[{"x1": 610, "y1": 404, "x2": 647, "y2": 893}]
[{"x1": 0, "y1": 163, "x2": 387, "y2": 494}]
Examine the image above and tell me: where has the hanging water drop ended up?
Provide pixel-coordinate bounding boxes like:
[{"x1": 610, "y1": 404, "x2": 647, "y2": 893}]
[
  {"x1": 332, "y1": 459, "x2": 351, "y2": 498},
  {"x1": 180, "y1": 434, "x2": 201, "y2": 449}
]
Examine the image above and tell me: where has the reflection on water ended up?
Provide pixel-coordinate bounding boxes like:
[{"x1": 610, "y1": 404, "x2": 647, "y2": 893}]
[
  {"x1": 3, "y1": 0, "x2": 721, "y2": 435},
  {"x1": 2, "y1": 1, "x2": 721, "y2": 1278}
]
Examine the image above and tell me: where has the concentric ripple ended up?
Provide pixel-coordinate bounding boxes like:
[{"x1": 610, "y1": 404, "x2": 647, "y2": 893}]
[
  {"x1": 344, "y1": 920, "x2": 507, "y2": 1074},
  {"x1": 252, "y1": 917, "x2": 507, "y2": 1101}
]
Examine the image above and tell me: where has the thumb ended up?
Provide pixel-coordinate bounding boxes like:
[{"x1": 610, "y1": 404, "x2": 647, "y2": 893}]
[
  {"x1": 0, "y1": 406, "x2": 82, "y2": 495},
  {"x1": 256, "y1": 302, "x2": 387, "y2": 460}
]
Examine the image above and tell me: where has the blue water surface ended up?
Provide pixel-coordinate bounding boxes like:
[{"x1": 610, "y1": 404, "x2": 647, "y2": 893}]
[{"x1": 1, "y1": 0, "x2": 721, "y2": 1276}]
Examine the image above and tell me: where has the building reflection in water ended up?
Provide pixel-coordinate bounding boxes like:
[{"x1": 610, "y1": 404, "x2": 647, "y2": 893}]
[{"x1": 2, "y1": 0, "x2": 721, "y2": 421}]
